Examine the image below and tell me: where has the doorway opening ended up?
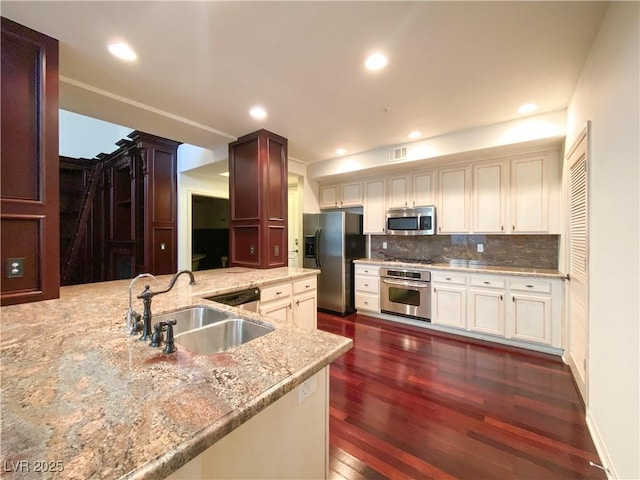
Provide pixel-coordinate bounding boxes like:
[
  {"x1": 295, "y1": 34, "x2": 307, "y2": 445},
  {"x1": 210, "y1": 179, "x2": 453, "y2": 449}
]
[{"x1": 191, "y1": 195, "x2": 230, "y2": 271}]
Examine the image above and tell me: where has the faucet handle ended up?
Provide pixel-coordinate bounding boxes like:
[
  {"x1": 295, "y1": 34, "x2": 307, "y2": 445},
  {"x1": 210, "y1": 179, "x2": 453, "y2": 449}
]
[
  {"x1": 129, "y1": 311, "x2": 142, "y2": 335},
  {"x1": 150, "y1": 322, "x2": 164, "y2": 347},
  {"x1": 161, "y1": 320, "x2": 177, "y2": 354}
]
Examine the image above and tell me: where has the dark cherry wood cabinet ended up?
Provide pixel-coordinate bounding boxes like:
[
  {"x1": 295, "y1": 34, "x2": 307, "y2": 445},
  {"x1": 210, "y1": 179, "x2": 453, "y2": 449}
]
[
  {"x1": 1, "y1": 17, "x2": 59, "y2": 305},
  {"x1": 58, "y1": 131, "x2": 180, "y2": 285},
  {"x1": 229, "y1": 129, "x2": 288, "y2": 269},
  {"x1": 101, "y1": 132, "x2": 181, "y2": 280}
]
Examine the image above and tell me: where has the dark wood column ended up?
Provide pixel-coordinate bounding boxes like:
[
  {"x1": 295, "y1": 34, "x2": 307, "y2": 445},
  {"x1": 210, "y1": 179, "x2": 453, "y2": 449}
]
[
  {"x1": 229, "y1": 129, "x2": 288, "y2": 269},
  {"x1": 1, "y1": 17, "x2": 59, "y2": 305},
  {"x1": 130, "y1": 131, "x2": 181, "y2": 276}
]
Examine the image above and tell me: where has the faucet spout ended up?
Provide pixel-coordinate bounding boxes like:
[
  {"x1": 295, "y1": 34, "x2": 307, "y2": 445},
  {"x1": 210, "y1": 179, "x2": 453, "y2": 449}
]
[{"x1": 155, "y1": 269, "x2": 197, "y2": 295}]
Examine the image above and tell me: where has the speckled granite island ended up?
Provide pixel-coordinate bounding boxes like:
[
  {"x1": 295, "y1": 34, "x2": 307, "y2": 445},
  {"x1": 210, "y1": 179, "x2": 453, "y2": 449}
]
[{"x1": 0, "y1": 267, "x2": 352, "y2": 479}]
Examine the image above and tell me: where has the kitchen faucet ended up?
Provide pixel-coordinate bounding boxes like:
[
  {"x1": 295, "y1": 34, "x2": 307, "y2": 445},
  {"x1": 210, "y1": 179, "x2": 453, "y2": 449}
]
[
  {"x1": 137, "y1": 270, "x2": 197, "y2": 342},
  {"x1": 127, "y1": 273, "x2": 158, "y2": 334}
]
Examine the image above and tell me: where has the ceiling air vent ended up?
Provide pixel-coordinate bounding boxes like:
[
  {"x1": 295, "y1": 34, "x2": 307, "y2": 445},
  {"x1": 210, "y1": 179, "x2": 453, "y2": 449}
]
[{"x1": 388, "y1": 147, "x2": 407, "y2": 162}]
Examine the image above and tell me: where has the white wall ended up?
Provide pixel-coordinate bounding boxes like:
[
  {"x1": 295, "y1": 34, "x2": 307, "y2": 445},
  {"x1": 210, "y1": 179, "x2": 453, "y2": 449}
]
[
  {"x1": 308, "y1": 110, "x2": 566, "y2": 180},
  {"x1": 565, "y1": 3, "x2": 639, "y2": 479},
  {"x1": 59, "y1": 109, "x2": 132, "y2": 158},
  {"x1": 177, "y1": 143, "x2": 230, "y2": 270}
]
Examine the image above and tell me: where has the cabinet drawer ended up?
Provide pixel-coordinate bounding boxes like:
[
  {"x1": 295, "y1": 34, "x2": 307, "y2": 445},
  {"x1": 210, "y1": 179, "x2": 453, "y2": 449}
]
[
  {"x1": 469, "y1": 275, "x2": 506, "y2": 289},
  {"x1": 355, "y1": 276, "x2": 379, "y2": 294},
  {"x1": 355, "y1": 293, "x2": 379, "y2": 312},
  {"x1": 509, "y1": 278, "x2": 552, "y2": 293},
  {"x1": 355, "y1": 264, "x2": 380, "y2": 276},
  {"x1": 293, "y1": 276, "x2": 317, "y2": 294},
  {"x1": 261, "y1": 282, "x2": 293, "y2": 302},
  {"x1": 432, "y1": 271, "x2": 467, "y2": 285}
]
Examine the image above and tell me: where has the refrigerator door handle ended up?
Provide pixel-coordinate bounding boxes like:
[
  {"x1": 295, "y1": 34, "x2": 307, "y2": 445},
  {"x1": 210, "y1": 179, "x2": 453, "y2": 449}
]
[{"x1": 315, "y1": 227, "x2": 322, "y2": 268}]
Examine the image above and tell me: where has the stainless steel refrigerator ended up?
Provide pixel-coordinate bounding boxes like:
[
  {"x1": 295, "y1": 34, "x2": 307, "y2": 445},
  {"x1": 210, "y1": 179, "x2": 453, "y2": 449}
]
[{"x1": 303, "y1": 212, "x2": 366, "y2": 315}]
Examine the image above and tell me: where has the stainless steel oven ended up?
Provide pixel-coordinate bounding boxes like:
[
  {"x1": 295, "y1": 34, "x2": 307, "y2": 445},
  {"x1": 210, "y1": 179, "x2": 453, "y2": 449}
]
[{"x1": 380, "y1": 267, "x2": 431, "y2": 321}]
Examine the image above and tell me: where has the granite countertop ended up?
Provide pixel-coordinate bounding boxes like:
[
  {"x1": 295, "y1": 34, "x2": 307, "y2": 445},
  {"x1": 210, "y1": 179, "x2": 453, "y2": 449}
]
[
  {"x1": 0, "y1": 267, "x2": 352, "y2": 479},
  {"x1": 355, "y1": 258, "x2": 566, "y2": 279}
]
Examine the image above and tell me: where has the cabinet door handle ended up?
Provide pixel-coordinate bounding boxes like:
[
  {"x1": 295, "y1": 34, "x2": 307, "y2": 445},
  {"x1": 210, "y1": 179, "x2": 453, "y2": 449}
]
[
  {"x1": 500, "y1": 294, "x2": 503, "y2": 301},
  {"x1": 501, "y1": 225, "x2": 504, "y2": 231},
  {"x1": 276, "y1": 291, "x2": 282, "y2": 295},
  {"x1": 512, "y1": 296, "x2": 515, "y2": 303},
  {"x1": 526, "y1": 284, "x2": 534, "y2": 288},
  {"x1": 296, "y1": 300, "x2": 300, "y2": 306},
  {"x1": 483, "y1": 281, "x2": 490, "y2": 285},
  {"x1": 512, "y1": 225, "x2": 515, "y2": 231},
  {"x1": 434, "y1": 287, "x2": 437, "y2": 293},
  {"x1": 289, "y1": 303, "x2": 292, "y2": 309},
  {"x1": 445, "y1": 277, "x2": 452, "y2": 281},
  {"x1": 364, "y1": 301, "x2": 369, "y2": 305},
  {"x1": 364, "y1": 283, "x2": 369, "y2": 287}
]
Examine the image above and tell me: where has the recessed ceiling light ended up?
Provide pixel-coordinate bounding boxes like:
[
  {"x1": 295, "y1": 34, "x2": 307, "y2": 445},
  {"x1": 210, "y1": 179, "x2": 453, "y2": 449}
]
[
  {"x1": 336, "y1": 148, "x2": 347, "y2": 155},
  {"x1": 408, "y1": 131, "x2": 422, "y2": 139},
  {"x1": 517, "y1": 103, "x2": 539, "y2": 115},
  {"x1": 365, "y1": 53, "x2": 388, "y2": 71},
  {"x1": 249, "y1": 106, "x2": 267, "y2": 119},
  {"x1": 108, "y1": 42, "x2": 137, "y2": 61}
]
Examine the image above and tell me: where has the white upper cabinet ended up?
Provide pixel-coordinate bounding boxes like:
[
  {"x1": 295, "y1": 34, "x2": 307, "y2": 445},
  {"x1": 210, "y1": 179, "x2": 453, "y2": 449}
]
[
  {"x1": 388, "y1": 175, "x2": 410, "y2": 208},
  {"x1": 510, "y1": 152, "x2": 559, "y2": 233},
  {"x1": 319, "y1": 181, "x2": 363, "y2": 209},
  {"x1": 387, "y1": 170, "x2": 434, "y2": 208},
  {"x1": 413, "y1": 170, "x2": 434, "y2": 207},
  {"x1": 437, "y1": 165, "x2": 471, "y2": 233},
  {"x1": 363, "y1": 178, "x2": 386, "y2": 234},
  {"x1": 473, "y1": 161, "x2": 507, "y2": 233}
]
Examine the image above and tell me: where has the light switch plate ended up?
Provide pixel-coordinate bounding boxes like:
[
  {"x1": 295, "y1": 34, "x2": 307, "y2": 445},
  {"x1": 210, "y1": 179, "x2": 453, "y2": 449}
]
[
  {"x1": 477, "y1": 244, "x2": 484, "y2": 253},
  {"x1": 6, "y1": 258, "x2": 24, "y2": 278}
]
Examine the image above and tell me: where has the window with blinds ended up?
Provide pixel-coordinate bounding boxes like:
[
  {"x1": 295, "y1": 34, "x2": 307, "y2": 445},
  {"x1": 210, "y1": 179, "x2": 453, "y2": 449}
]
[{"x1": 569, "y1": 155, "x2": 587, "y2": 283}]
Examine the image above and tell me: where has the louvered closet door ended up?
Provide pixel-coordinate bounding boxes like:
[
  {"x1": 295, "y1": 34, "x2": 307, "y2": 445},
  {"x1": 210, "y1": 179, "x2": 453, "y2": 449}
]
[{"x1": 567, "y1": 127, "x2": 589, "y2": 403}]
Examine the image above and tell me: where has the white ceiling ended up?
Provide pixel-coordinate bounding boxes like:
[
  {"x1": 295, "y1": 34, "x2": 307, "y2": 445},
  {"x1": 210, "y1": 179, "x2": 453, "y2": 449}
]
[{"x1": 2, "y1": 1, "x2": 608, "y2": 163}]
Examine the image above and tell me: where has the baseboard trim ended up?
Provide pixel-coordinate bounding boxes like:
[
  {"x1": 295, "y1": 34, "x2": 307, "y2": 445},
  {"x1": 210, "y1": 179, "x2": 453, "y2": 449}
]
[{"x1": 586, "y1": 410, "x2": 617, "y2": 480}]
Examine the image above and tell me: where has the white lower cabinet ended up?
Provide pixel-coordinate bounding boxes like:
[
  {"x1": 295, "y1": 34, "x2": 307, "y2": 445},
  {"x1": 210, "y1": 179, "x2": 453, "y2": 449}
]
[
  {"x1": 468, "y1": 275, "x2": 506, "y2": 336},
  {"x1": 507, "y1": 278, "x2": 558, "y2": 346},
  {"x1": 259, "y1": 296, "x2": 292, "y2": 323},
  {"x1": 259, "y1": 276, "x2": 317, "y2": 328},
  {"x1": 354, "y1": 264, "x2": 380, "y2": 313},
  {"x1": 429, "y1": 271, "x2": 562, "y2": 352},
  {"x1": 431, "y1": 272, "x2": 467, "y2": 328},
  {"x1": 293, "y1": 277, "x2": 318, "y2": 328}
]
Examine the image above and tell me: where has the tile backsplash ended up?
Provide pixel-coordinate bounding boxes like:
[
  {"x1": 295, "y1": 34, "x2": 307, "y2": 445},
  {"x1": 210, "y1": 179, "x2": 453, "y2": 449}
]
[{"x1": 369, "y1": 234, "x2": 559, "y2": 269}]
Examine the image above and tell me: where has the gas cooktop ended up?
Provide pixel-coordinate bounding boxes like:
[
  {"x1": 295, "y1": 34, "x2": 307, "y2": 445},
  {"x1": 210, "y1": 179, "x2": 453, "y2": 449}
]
[{"x1": 388, "y1": 257, "x2": 434, "y2": 265}]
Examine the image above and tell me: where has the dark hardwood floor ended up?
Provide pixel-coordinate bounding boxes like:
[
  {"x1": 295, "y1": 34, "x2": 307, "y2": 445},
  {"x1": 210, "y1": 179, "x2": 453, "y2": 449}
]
[{"x1": 318, "y1": 311, "x2": 606, "y2": 480}]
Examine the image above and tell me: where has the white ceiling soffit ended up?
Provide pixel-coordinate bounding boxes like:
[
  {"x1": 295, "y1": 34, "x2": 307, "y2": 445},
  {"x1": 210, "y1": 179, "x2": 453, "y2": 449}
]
[{"x1": 2, "y1": 1, "x2": 608, "y2": 162}]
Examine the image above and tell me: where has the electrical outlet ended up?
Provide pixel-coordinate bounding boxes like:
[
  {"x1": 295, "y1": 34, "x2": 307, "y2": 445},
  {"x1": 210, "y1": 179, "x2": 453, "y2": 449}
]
[
  {"x1": 6, "y1": 258, "x2": 24, "y2": 278},
  {"x1": 297, "y1": 375, "x2": 317, "y2": 405},
  {"x1": 382, "y1": 241, "x2": 388, "y2": 249},
  {"x1": 249, "y1": 245, "x2": 256, "y2": 256},
  {"x1": 477, "y1": 244, "x2": 484, "y2": 253},
  {"x1": 274, "y1": 245, "x2": 279, "y2": 256}
]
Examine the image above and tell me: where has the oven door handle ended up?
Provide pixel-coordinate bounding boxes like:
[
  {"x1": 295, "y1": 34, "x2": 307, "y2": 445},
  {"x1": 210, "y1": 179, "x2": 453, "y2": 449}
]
[{"x1": 381, "y1": 278, "x2": 431, "y2": 289}]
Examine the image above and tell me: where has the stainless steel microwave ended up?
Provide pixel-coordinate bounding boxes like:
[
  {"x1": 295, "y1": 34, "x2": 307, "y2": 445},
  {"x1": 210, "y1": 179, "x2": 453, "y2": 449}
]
[{"x1": 386, "y1": 206, "x2": 436, "y2": 235}]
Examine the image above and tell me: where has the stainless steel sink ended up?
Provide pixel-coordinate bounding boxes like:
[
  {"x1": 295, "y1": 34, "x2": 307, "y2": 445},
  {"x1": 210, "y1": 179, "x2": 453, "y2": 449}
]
[
  {"x1": 174, "y1": 318, "x2": 274, "y2": 355},
  {"x1": 153, "y1": 305, "x2": 234, "y2": 336},
  {"x1": 152, "y1": 305, "x2": 274, "y2": 354}
]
